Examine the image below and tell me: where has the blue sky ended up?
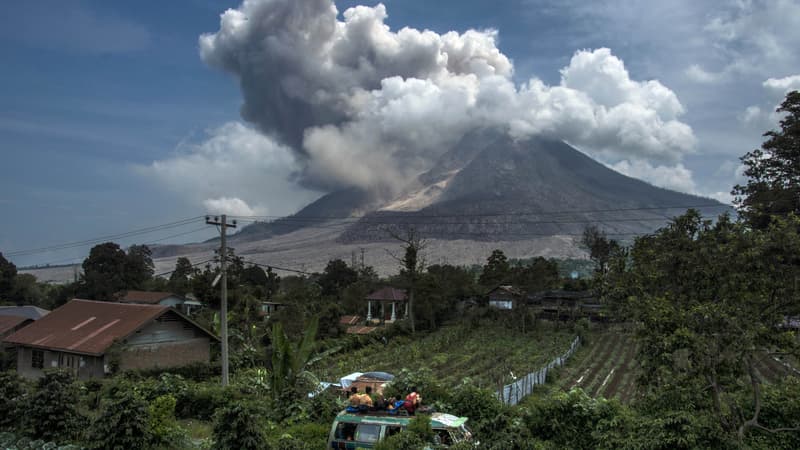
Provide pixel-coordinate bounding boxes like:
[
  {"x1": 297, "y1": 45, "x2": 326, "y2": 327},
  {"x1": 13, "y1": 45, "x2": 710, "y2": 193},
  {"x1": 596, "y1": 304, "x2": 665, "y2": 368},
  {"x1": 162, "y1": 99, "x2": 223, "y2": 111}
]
[{"x1": 2, "y1": 0, "x2": 799, "y2": 267}]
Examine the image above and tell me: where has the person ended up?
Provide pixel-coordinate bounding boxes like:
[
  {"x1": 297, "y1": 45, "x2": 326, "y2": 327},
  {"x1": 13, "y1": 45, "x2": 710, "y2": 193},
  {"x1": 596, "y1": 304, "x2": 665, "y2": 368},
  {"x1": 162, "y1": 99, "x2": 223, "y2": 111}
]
[
  {"x1": 366, "y1": 385, "x2": 385, "y2": 410},
  {"x1": 387, "y1": 395, "x2": 405, "y2": 415},
  {"x1": 358, "y1": 388, "x2": 373, "y2": 410},
  {"x1": 348, "y1": 386, "x2": 360, "y2": 406},
  {"x1": 347, "y1": 386, "x2": 362, "y2": 412},
  {"x1": 403, "y1": 386, "x2": 421, "y2": 415}
]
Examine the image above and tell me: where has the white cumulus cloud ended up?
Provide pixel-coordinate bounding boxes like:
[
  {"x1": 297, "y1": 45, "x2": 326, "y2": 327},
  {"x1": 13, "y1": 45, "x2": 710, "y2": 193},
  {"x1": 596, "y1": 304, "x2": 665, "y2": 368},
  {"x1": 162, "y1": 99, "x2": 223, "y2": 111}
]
[
  {"x1": 203, "y1": 197, "x2": 262, "y2": 216},
  {"x1": 137, "y1": 122, "x2": 321, "y2": 217},
  {"x1": 609, "y1": 160, "x2": 697, "y2": 194}
]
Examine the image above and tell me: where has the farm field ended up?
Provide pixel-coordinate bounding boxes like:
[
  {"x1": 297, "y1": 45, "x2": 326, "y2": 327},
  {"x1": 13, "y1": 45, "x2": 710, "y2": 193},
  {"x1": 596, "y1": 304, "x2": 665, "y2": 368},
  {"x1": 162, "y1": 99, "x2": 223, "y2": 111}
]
[
  {"x1": 313, "y1": 321, "x2": 575, "y2": 388},
  {"x1": 554, "y1": 327, "x2": 800, "y2": 403}
]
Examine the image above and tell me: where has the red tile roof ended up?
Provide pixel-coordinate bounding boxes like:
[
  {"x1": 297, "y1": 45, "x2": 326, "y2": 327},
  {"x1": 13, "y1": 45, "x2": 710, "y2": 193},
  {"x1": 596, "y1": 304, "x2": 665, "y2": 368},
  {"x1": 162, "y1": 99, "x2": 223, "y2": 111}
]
[
  {"x1": 0, "y1": 315, "x2": 32, "y2": 336},
  {"x1": 115, "y1": 290, "x2": 181, "y2": 304},
  {"x1": 366, "y1": 287, "x2": 407, "y2": 302},
  {"x1": 3, "y1": 299, "x2": 198, "y2": 356}
]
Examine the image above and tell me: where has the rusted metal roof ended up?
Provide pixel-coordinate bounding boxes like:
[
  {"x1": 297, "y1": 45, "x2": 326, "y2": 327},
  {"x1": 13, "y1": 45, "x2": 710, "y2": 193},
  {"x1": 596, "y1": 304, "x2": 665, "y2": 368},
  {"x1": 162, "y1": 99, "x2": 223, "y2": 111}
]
[
  {"x1": 366, "y1": 287, "x2": 407, "y2": 302},
  {"x1": 114, "y1": 290, "x2": 182, "y2": 304},
  {"x1": 2, "y1": 299, "x2": 214, "y2": 356},
  {"x1": 346, "y1": 325, "x2": 377, "y2": 334},
  {"x1": 340, "y1": 315, "x2": 362, "y2": 325},
  {"x1": 0, "y1": 315, "x2": 32, "y2": 336}
]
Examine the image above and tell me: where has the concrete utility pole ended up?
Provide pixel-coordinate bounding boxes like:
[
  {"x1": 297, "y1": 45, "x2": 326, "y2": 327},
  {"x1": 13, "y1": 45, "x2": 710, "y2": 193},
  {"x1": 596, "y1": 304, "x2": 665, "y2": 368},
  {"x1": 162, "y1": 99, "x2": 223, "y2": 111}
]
[{"x1": 206, "y1": 215, "x2": 236, "y2": 386}]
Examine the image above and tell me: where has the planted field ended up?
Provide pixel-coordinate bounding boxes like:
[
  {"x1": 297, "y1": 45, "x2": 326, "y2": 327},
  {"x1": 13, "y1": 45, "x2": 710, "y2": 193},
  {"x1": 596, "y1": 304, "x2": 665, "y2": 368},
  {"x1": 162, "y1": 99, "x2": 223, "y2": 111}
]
[
  {"x1": 555, "y1": 329, "x2": 800, "y2": 404},
  {"x1": 556, "y1": 329, "x2": 639, "y2": 402},
  {"x1": 314, "y1": 322, "x2": 575, "y2": 387}
]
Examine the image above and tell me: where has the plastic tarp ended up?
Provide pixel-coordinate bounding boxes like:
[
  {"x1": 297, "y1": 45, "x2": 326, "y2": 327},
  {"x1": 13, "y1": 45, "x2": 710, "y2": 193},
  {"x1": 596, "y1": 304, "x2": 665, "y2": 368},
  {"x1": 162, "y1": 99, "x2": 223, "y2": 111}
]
[
  {"x1": 340, "y1": 372, "x2": 364, "y2": 389},
  {"x1": 360, "y1": 371, "x2": 394, "y2": 380}
]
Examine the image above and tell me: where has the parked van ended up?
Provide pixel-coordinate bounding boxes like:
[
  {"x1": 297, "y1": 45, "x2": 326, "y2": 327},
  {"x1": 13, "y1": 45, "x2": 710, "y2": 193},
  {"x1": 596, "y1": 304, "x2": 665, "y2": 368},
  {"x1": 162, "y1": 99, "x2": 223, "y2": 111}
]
[{"x1": 327, "y1": 410, "x2": 473, "y2": 449}]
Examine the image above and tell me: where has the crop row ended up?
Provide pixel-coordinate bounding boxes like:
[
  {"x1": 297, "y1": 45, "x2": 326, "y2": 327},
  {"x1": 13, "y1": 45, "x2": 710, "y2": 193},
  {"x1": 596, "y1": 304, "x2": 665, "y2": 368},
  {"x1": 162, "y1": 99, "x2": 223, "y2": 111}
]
[{"x1": 314, "y1": 321, "x2": 575, "y2": 387}]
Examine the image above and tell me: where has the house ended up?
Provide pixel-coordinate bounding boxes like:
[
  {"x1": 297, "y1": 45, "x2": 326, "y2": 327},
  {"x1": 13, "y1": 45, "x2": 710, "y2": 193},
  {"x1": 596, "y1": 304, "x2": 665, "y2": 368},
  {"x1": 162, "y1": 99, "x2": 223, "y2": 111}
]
[
  {"x1": 527, "y1": 290, "x2": 600, "y2": 321},
  {"x1": 114, "y1": 290, "x2": 201, "y2": 315},
  {"x1": 365, "y1": 287, "x2": 408, "y2": 323},
  {"x1": 3, "y1": 299, "x2": 218, "y2": 380},
  {"x1": 486, "y1": 286, "x2": 523, "y2": 310},
  {"x1": 259, "y1": 301, "x2": 285, "y2": 318},
  {"x1": 0, "y1": 305, "x2": 50, "y2": 320},
  {"x1": 1, "y1": 316, "x2": 34, "y2": 370}
]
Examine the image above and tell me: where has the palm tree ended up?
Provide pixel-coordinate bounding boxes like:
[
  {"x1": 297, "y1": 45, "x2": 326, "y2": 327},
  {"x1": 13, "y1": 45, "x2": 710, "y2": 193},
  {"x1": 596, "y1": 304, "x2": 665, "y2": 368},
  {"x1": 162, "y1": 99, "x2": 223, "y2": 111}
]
[{"x1": 269, "y1": 316, "x2": 321, "y2": 400}]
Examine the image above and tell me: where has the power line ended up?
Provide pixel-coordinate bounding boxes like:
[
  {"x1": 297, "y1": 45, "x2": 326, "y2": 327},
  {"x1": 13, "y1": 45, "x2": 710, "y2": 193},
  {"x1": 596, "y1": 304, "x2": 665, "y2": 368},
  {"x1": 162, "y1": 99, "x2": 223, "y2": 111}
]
[
  {"x1": 238, "y1": 258, "x2": 313, "y2": 275},
  {"x1": 6, "y1": 216, "x2": 205, "y2": 258},
  {"x1": 153, "y1": 258, "x2": 216, "y2": 278}
]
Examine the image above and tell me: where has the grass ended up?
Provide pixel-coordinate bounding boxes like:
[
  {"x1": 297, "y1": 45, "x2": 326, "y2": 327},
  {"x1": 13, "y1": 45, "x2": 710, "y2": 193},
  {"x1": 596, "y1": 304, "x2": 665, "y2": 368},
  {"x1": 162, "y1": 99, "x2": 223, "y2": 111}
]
[
  {"x1": 314, "y1": 320, "x2": 575, "y2": 387},
  {"x1": 179, "y1": 419, "x2": 212, "y2": 442}
]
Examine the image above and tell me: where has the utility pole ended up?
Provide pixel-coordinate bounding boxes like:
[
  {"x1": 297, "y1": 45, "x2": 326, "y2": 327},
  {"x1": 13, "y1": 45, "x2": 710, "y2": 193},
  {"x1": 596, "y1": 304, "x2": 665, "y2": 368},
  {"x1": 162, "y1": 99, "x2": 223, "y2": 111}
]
[{"x1": 206, "y1": 214, "x2": 236, "y2": 386}]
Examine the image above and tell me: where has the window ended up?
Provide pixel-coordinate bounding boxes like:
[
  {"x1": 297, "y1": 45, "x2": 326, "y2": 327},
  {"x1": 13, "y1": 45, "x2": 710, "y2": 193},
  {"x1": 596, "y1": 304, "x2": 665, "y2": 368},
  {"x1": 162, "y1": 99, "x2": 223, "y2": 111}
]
[
  {"x1": 32, "y1": 349, "x2": 44, "y2": 369},
  {"x1": 385, "y1": 426, "x2": 403, "y2": 438},
  {"x1": 355, "y1": 424, "x2": 381, "y2": 443},
  {"x1": 334, "y1": 422, "x2": 357, "y2": 441}
]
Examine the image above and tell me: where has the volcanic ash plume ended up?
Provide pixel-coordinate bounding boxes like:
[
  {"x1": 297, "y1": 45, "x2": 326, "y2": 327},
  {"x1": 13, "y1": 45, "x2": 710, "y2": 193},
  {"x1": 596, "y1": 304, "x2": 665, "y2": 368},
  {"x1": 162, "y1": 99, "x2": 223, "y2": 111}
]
[{"x1": 200, "y1": 0, "x2": 695, "y2": 198}]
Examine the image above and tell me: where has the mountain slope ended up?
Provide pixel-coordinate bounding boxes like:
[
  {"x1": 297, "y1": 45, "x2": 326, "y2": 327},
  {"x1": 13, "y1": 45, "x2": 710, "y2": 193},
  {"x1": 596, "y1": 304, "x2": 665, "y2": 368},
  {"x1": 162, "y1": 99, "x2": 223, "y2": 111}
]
[{"x1": 337, "y1": 133, "x2": 726, "y2": 242}]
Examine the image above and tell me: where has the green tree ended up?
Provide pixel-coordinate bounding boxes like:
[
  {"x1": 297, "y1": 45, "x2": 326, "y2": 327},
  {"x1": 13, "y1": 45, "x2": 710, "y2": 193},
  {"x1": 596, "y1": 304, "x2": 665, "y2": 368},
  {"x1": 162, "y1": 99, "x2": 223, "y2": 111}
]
[
  {"x1": 124, "y1": 244, "x2": 154, "y2": 289},
  {"x1": 581, "y1": 225, "x2": 620, "y2": 275},
  {"x1": 733, "y1": 90, "x2": 800, "y2": 229},
  {"x1": 26, "y1": 370, "x2": 83, "y2": 442},
  {"x1": 479, "y1": 249, "x2": 511, "y2": 287},
  {"x1": 390, "y1": 228, "x2": 427, "y2": 334},
  {"x1": 0, "y1": 252, "x2": 18, "y2": 300},
  {"x1": 317, "y1": 258, "x2": 358, "y2": 299},
  {"x1": 605, "y1": 210, "x2": 800, "y2": 443},
  {"x1": 80, "y1": 242, "x2": 128, "y2": 300},
  {"x1": 10, "y1": 273, "x2": 48, "y2": 307},
  {"x1": 511, "y1": 257, "x2": 560, "y2": 294},
  {"x1": 168, "y1": 257, "x2": 195, "y2": 295}
]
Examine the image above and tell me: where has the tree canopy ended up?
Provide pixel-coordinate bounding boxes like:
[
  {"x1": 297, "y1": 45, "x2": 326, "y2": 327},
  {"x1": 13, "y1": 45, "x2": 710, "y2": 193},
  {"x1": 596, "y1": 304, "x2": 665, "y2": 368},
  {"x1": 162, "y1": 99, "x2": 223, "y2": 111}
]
[{"x1": 733, "y1": 90, "x2": 800, "y2": 229}]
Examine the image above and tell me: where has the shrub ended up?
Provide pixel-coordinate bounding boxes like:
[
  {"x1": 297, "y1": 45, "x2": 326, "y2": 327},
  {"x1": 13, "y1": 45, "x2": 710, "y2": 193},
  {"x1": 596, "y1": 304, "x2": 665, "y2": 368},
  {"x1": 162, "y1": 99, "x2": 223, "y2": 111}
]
[
  {"x1": 373, "y1": 431, "x2": 425, "y2": 450},
  {"x1": 176, "y1": 383, "x2": 239, "y2": 420},
  {"x1": 149, "y1": 395, "x2": 189, "y2": 449},
  {"x1": 212, "y1": 403, "x2": 268, "y2": 450},
  {"x1": 268, "y1": 423, "x2": 329, "y2": 449},
  {"x1": 122, "y1": 361, "x2": 220, "y2": 382},
  {"x1": 407, "y1": 414, "x2": 434, "y2": 443},
  {"x1": 26, "y1": 369, "x2": 83, "y2": 442},
  {"x1": 88, "y1": 385, "x2": 152, "y2": 450},
  {"x1": 448, "y1": 380, "x2": 505, "y2": 436},
  {"x1": 0, "y1": 371, "x2": 27, "y2": 430}
]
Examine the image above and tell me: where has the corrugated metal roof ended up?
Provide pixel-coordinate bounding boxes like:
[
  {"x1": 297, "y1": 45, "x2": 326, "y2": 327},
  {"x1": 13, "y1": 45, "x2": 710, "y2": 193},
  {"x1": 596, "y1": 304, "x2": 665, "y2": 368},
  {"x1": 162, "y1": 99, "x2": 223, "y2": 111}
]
[
  {"x1": 115, "y1": 290, "x2": 182, "y2": 304},
  {"x1": 366, "y1": 287, "x2": 407, "y2": 302},
  {"x1": 0, "y1": 305, "x2": 50, "y2": 320},
  {"x1": 0, "y1": 315, "x2": 32, "y2": 335},
  {"x1": 4, "y1": 299, "x2": 177, "y2": 355}
]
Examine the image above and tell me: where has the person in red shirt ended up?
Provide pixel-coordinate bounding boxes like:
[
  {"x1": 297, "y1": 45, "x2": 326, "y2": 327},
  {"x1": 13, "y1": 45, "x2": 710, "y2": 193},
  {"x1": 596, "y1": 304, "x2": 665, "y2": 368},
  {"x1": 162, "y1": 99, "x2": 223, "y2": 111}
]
[{"x1": 403, "y1": 386, "x2": 421, "y2": 414}]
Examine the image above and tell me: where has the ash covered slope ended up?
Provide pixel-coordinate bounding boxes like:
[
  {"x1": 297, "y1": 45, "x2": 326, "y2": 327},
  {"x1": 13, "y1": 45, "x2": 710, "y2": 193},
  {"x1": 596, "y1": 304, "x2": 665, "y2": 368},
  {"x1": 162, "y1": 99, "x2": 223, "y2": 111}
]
[{"x1": 338, "y1": 132, "x2": 726, "y2": 242}]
